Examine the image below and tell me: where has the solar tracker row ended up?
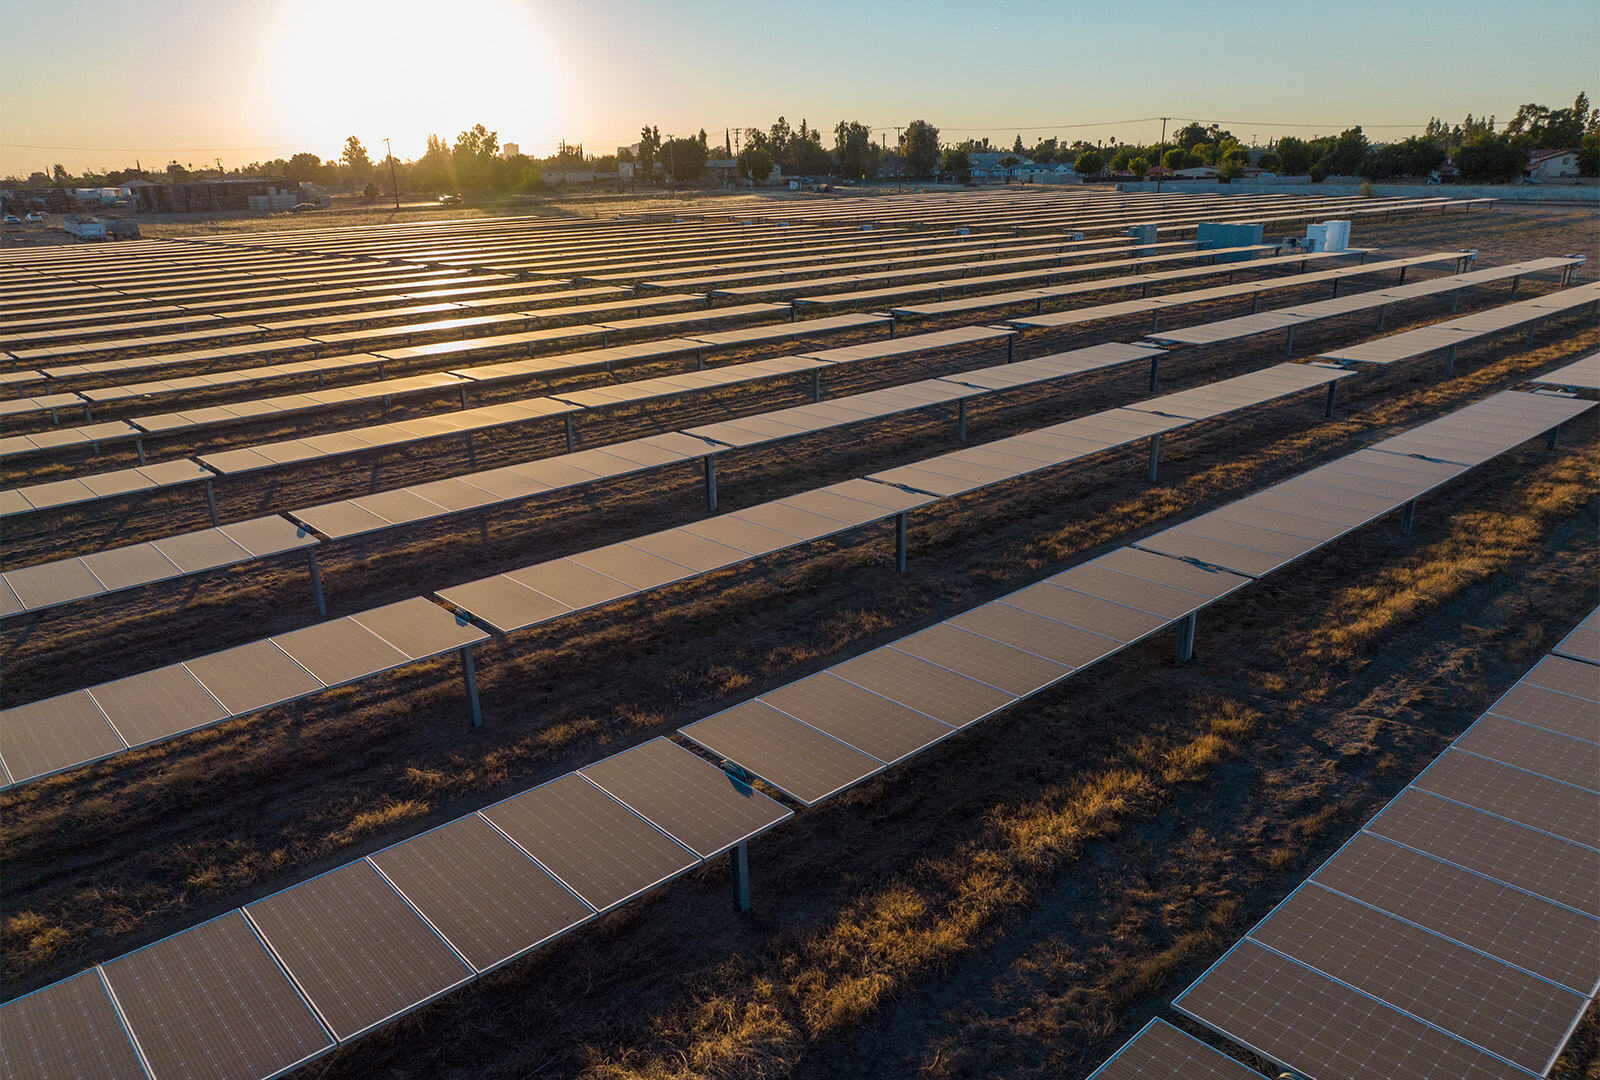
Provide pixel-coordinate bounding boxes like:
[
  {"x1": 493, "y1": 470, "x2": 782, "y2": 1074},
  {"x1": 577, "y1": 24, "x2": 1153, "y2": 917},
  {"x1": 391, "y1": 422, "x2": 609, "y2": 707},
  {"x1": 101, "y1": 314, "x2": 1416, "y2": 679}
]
[
  {"x1": 1526, "y1": 351, "x2": 1600, "y2": 392},
  {"x1": 1085, "y1": 1019, "x2": 1262, "y2": 1080},
  {"x1": 1174, "y1": 613, "x2": 1600, "y2": 1080}
]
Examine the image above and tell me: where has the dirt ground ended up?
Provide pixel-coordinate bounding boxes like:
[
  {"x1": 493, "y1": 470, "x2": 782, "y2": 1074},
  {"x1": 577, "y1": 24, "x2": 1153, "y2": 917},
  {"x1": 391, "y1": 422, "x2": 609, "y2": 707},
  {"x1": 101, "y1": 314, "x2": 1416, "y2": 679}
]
[{"x1": 1, "y1": 202, "x2": 1596, "y2": 1079}]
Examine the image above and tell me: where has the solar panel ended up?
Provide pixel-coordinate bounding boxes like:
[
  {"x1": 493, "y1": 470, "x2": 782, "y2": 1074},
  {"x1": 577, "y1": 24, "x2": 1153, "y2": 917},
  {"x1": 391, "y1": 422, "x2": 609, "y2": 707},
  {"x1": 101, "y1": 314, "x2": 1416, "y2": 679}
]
[
  {"x1": 829, "y1": 646, "x2": 1016, "y2": 728},
  {"x1": 889, "y1": 622, "x2": 1071, "y2": 697},
  {"x1": 947, "y1": 601, "x2": 1123, "y2": 669},
  {"x1": 101, "y1": 910, "x2": 332, "y2": 1080},
  {"x1": 87, "y1": 663, "x2": 228, "y2": 748},
  {"x1": 0, "y1": 691, "x2": 124, "y2": 787},
  {"x1": 244, "y1": 860, "x2": 474, "y2": 1041},
  {"x1": 480, "y1": 772, "x2": 699, "y2": 913},
  {"x1": 1175, "y1": 939, "x2": 1529, "y2": 1080},
  {"x1": 182, "y1": 640, "x2": 323, "y2": 716},
  {"x1": 680, "y1": 700, "x2": 888, "y2": 806},
  {"x1": 1527, "y1": 353, "x2": 1600, "y2": 391},
  {"x1": 1311, "y1": 832, "x2": 1600, "y2": 996},
  {"x1": 1086, "y1": 1018, "x2": 1265, "y2": 1080},
  {"x1": 0, "y1": 969, "x2": 149, "y2": 1080},
  {"x1": 368, "y1": 814, "x2": 595, "y2": 974},
  {"x1": 1451, "y1": 712, "x2": 1599, "y2": 791},
  {"x1": 1520, "y1": 654, "x2": 1600, "y2": 702},
  {"x1": 1365, "y1": 788, "x2": 1600, "y2": 917},
  {"x1": 1414, "y1": 746, "x2": 1596, "y2": 846},
  {"x1": 1248, "y1": 882, "x2": 1584, "y2": 1073},
  {"x1": 347, "y1": 597, "x2": 487, "y2": 660},
  {"x1": 1551, "y1": 606, "x2": 1600, "y2": 666},
  {"x1": 578, "y1": 737, "x2": 792, "y2": 859}
]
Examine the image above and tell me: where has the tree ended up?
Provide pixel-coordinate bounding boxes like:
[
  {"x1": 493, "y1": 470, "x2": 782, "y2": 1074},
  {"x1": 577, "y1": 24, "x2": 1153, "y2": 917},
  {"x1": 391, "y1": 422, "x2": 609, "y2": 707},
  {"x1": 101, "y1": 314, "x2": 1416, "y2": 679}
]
[
  {"x1": 284, "y1": 153, "x2": 322, "y2": 182},
  {"x1": 1217, "y1": 157, "x2": 1245, "y2": 182},
  {"x1": 900, "y1": 120, "x2": 940, "y2": 177},
  {"x1": 940, "y1": 147, "x2": 971, "y2": 182},
  {"x1": 1110, "y1": 146, "x2": 1135, "y2": 171},
  {"x1": 1073, "y1": 149, "x2": 1105, "y2": 176},
  {"x1": 660, "y1": 136, "x2": 707, "y2": 184},
  {"x1": 1322, "y1": 126, "x2": 1369, "y2": 175},
  {"x1": 342, "y1": 136, "x2": 371, "y2": 175},
  {"x1": 1276, "y1": 137, "x2": 1313, "y2": 175},
  {"x1": 737, "y1": 145, "x2": 774, "y2": 185},
  {"x1": 1129, "y1": 156, "x2": 1151, "y2": 179},
  {"x1": 637, "y1": 125, "x2": 660, "y2": 182},
  {"x1": 1455, "y1": 135, "x2": 1527, "y2": 183},
  {"x1": 1256, "y1": 151, "x2": 1282, "y2": 173},
  {"x1": 835, "y1": 121, "x2": 877, "y2": 179},
  {"x1": 1161, "y1": 147, "x2": 1188, "y2": 171},
  {"x1": 362, "y1": 181, "x2": 380, "y2": 201},
  {"x1": 52, "y1": 164, "x2": 69, "y2": 185},
  {"x1": 452, "y1": 124, "x2": 499, "y2": 190},
  {"x1": 1012, "y1": 134, "x2": 1024, "y2": 154}
]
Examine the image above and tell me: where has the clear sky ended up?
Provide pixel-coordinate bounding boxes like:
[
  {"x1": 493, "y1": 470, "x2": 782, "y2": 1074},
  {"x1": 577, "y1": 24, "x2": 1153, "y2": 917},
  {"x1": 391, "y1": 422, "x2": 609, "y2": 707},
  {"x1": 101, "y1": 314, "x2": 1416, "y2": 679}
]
[{"x1": 2, "y1": 0, "x2": 1595, "y2": 177}]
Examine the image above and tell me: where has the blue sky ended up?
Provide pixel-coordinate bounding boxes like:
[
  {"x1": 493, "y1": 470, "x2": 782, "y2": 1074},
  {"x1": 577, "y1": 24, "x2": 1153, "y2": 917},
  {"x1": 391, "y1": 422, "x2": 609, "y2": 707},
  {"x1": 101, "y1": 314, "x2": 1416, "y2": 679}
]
[{"x1": 2, "y1": 0, "x2": 1595, "y2": 175}]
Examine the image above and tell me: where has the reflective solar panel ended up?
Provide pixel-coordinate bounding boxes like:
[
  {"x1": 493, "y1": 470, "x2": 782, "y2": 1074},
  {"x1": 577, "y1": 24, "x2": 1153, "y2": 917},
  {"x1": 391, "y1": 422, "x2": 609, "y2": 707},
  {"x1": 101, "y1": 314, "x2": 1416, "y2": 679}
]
[
  {"x1": 1450, "y1": 712, "x2": 1600, "y2": 792},
  {"x1": 347, "y1": 597, "x2": 487, "y2": 660},
  {"x1": 681, "y1": 700, "x2": 888, "y2": 805},
  {"x1": 245, "y1": 861, "x2": 473, "y2": 1041},
  {"x1": 87, "y1": 663, "x2": 228, "y2": 747},
  {"x1": 1414, "y1": 747, "x2": 1597, "y2": 846},
  {"x1": 890, "y1": 622, "x2": 1071, "y2": 697},
  {"x1": 271, "y1": 619, "x2": 411, "y2": 687},
  {"x1": 829, "y1": 646, "x2": 1015, "y2": 728},
  {"x1": 578, "y1": 737, "x2": 792, "y2": 859},
  {"x1": 1520, "y1": 654, "x2": 1600, "y2": 703},
  {"x1": 1366, "y1": 788, "x2": 1600, "y2": 916},
  {"x1": 369, "y1": 814, "x2": 594, "y2": 973},
  {"x1": 481, "y1": 772, "x2": 699, "y2": 913},
  {"x1": 0, "y1": 691, "x2": 124, "y2": 786},
  {"x1": 1311, "y1": 832, "x2": 1600, "y2": 995},
  {"x1": 1175, "y1": 939, "x2": 1528, "y2": 1080},
  {"x1": 182, "y1": 640, "x2": 323, "y2": 715},
  {"x1": 1488, "y1": 682, "x2": 1599, "y2": 743},
  {"x1": 948, "y1": 601, "x2": 1122, "y2": 669},
  {"x1": 1086, "y1": 1018, "x2": 1272, "y2": 1080},
  {"x1": 0, "y1": 969, "x2": 149, "y2": 1080},
  {"x1": 1248, "y1": 883, "x2": 1583, "y2": 1073},
  {"x1": 101, "y1": 911, "x2": 332, "y2": 1080}
]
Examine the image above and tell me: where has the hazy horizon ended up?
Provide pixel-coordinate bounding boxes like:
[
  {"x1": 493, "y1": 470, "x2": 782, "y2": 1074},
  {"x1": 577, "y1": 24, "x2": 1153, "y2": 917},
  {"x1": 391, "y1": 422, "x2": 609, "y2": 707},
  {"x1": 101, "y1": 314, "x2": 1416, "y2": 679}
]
[{"x1": 3, "y1": 0, "x2": 1596, "y2": 177}]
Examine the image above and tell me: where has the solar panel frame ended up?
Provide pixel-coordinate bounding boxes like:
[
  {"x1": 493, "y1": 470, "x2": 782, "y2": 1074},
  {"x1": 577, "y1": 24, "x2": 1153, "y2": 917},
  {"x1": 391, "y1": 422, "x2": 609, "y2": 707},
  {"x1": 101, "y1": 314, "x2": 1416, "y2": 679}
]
[
  {"x1": 1085, "y1": 1018, "x2": 1268, "y2": 1080},
  {"x1": 679, "y1": 700, "x2": 890, "y2": 806},
  {"x1": 0, "y1": 968, "x2": 150, "y2": 1080}
]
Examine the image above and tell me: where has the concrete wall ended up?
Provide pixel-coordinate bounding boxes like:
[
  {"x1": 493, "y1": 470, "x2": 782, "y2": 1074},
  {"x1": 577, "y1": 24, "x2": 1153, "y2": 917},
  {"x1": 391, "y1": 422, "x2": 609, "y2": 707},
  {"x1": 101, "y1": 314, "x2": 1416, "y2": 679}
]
[{"x1": 1115, "y1": 179, "x2": 1599, "y2": 204}]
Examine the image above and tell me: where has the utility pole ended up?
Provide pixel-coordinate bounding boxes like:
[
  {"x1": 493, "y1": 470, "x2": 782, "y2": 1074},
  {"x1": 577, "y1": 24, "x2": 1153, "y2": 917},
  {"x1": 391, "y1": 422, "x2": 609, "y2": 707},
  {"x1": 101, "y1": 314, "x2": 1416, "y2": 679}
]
[
  {"x1": 1155, "y1": 117, "x2": 1170, "y2": 194},
  {"x1": 384, "y1": 137, "x2": 399, "y2": 210},
  {"x1": 895, "y1": 126, "x2": 903, "y2": 194}
]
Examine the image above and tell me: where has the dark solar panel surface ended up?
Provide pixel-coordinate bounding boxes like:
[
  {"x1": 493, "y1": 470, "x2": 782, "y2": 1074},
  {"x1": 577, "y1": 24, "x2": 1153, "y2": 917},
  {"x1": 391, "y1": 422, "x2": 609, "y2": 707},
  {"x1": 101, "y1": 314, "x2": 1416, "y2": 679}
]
[
  {"x1": 102, "y1": 911, "x2": 331, "y2": 1080},
  {"x1": 481, "y1": 773, "x2": 699, "y2": 913},
  {"x1": 1312, "y1": 832, "x2": 1600, "y2": 995},
  {"x1": 1086, "y1": 1019, "x2": 1260, "y2": 1080},
  {"x1": 579, "y1": 737, "x2": 792, "y2": 859},
  {"x1": 244, "y1": 861, "x2": 473, "y2": 1041},
  {"x1": 1415, "y1": 747, "x2": 1598, "y2": 846},
  {"x1": 369, "y1": 815, "x2": 595, "y2": 973},
  {"x1": 1248, "y1": 884, "x2": 1583, "y2": 1072},
  {"x1": 0, "y1": 970, "x2": 149, "y2": 1080},
  {"x1": 680, "y1": 700, "x2": 887, "y2": 805}
]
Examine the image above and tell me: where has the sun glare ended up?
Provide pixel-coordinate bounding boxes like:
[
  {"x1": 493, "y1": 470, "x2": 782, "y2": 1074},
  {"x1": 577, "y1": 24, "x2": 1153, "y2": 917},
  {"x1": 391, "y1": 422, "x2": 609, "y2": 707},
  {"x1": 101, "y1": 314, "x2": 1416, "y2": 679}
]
[{"x1": 263, "y1": 0, "x2": 568, "y2": 163}]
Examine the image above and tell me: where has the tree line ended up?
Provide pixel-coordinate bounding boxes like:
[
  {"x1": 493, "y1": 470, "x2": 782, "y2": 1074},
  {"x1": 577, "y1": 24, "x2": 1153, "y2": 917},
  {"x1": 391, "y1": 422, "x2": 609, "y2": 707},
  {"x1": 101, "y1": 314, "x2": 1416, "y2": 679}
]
[{"x1": 11, "y1": 94, "x2": 1596, "y2": 193}]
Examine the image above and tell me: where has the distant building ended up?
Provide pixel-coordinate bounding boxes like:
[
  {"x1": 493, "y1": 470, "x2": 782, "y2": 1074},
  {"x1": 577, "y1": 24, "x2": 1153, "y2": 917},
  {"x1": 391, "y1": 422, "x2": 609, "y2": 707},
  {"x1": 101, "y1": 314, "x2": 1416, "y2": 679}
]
[
  {"x1": 133, "y1": 179, "x2": 303, "y2": 213},
  {"x1": 501, "y1": 143, "x2": 520, "y2": 158},
  {"x1": 1526, "y1": 149, "x2": 1580, "y2": 180}
]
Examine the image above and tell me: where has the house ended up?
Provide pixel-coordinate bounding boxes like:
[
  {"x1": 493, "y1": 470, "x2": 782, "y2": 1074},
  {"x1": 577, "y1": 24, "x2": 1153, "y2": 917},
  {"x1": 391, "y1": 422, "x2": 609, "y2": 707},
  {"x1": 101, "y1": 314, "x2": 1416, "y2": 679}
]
[
  {"x1": 968, "y1": 151, "x2": 1033, "y2": 180},
  {"x1": 1526, "y1": 149, "x2": 1580, "y2": 180}
]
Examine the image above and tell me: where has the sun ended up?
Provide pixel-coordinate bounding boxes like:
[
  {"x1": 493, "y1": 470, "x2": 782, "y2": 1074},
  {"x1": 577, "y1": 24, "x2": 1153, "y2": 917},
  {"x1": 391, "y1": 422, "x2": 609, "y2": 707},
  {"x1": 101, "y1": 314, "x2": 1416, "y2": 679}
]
[{"x1": 262, "y1": 0, "x2": 568, "y2": 163}]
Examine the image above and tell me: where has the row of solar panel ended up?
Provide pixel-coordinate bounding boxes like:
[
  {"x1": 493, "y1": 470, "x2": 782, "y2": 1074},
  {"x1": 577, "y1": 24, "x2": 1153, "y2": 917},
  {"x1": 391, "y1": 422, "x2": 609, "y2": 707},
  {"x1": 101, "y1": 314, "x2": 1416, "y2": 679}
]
[
  {"x1": 1171, "y1": 603, "x2": 1600, "y2": 1080},
  {"x1": 0, "y1": 365, "x2": 1550, "y2": 1080},
  {"x1": 0, "y1": 352, "x2": 1354, "y2": 784}
]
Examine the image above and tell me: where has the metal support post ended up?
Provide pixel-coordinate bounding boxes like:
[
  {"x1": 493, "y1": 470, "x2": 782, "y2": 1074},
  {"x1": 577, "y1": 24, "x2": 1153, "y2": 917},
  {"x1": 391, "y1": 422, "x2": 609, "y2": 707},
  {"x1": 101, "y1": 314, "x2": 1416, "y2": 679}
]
[
  {"x1": 695, "y1": 349, "x2": 705, "y2": 370},
  {"x1": 1149, "y1": 354, "x2": 1160, "y2": 392},
  {"x1": 1524, "y1": 326, "x2": 1535, "y2": 347},
  {"x1": 135, "y1": 437, "x2": 146, "y2": 466},
  {"x1": 895, "y1": 512, "x2": 908, "y2": 573},
  {"x1": 204, "y1": 480, "x2": 220, "y2": 527},
  {"x1": 1141, "y1": 281, "x2": 1150, "y2": 299},
  {"x1": 812, "y1": 370, "x2": 822, "y2": 402},
  {"x1": 1451, "y1": 290, "x2": 1461, "y2": 314},
  {"x1": 703, "y1": 456, "x2": 718, "y2": 510},
  {"x1": 1147, "y1": 434, "x2": 1161, "y2": 482},
  {"x1": 1006, "y1": 335, "x2": 1015, "y2": 362},
  {"x1": 1324, "y1": 381, "x2": 1337, "y2": 418},
  {"x1": 1251, "y1": 293, "x2": 1260, "y2": 314},
  {"x1": 1398, "y1": 266, "x2": 1408, "y2": 284},
  {"x1": 1377, "y1": 306, "x2": 1388, "y2": 331},
  {"x1": 306, "y1": 549, "x2": 327, "y2": 617},
  {"x1": 565, "y1": 415, "x2": 576, "y2": 452},
  {"x1": 1284, "y1": 325, "x2": 1296, "y2": 357},
  {"x1": 729, "y1": 841, "x2": 750, "y2": 912},
  {"x1": 1445, "y1": 343, "x2": 1457, "y2": 376},
  {"x1": 1150, "y1": 310, "x2": 1160, "y2": 334},
  {"x1": 460, "y1": 385, "x2": 469, "y2": 409},
  {"x1": 1547, "y1": 424, "x2": 1559, "y2": 450},
  {"x1": 1509, "y1": 276, "x2": 1519, "y2": 298},
  {"x1": 460, "y1": 645, "x2": 483, "y2": 727},
  {"x1": 1331, "y1": 278, "x2": 1341, "y2": 298},
  {"x1": 1175, "y1": 612, "x2": 1196, "y2": 663},
  {"x1": 888, "y1": 319, "x2": 896, "y2": 339},
  {"x1": 957, "y1": 399, "x2": 968, "y2": 443},
  {"x1": 1400, "y1": 499, "x2": 1417, "y2": 536}
]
